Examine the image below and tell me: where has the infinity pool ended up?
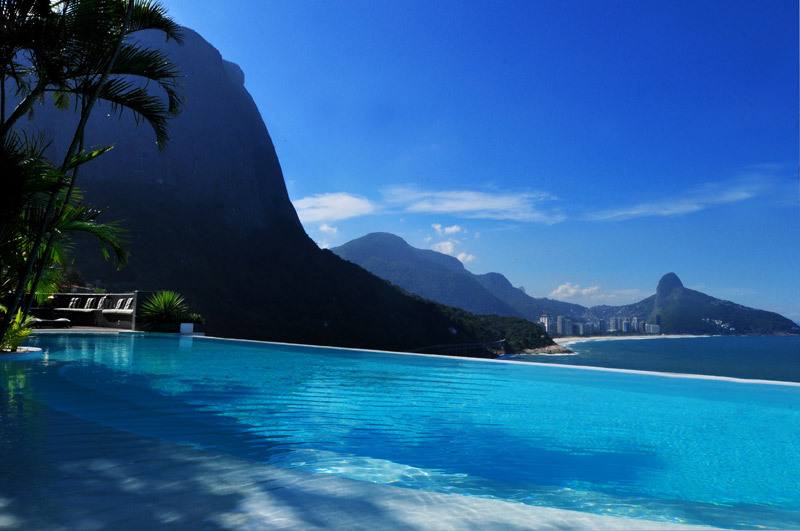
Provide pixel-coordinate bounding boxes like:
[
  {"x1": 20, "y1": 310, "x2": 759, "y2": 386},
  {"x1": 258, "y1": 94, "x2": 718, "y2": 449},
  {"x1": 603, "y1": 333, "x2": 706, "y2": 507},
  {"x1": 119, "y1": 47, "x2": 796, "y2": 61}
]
[{"x1": 3, "y1": 333, "x2": 799, "y2": 529}]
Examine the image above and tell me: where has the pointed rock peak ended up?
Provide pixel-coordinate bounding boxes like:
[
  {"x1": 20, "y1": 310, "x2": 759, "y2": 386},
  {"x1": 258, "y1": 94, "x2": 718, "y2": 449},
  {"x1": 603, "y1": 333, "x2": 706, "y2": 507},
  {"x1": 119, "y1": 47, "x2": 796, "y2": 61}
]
[{"x1": 657, "y1": 273, "x2": 684, "y2": 298}]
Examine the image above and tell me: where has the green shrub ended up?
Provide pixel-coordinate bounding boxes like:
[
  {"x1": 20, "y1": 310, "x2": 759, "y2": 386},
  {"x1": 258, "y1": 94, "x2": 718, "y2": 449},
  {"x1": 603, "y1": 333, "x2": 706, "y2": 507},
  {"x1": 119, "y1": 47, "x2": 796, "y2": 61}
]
[
  {"x1": 0, "y1": 305, "x2": 36, "y2": 352},
  {"x1": 138, "y1": 291, "x2": 204, "y2": 331}
]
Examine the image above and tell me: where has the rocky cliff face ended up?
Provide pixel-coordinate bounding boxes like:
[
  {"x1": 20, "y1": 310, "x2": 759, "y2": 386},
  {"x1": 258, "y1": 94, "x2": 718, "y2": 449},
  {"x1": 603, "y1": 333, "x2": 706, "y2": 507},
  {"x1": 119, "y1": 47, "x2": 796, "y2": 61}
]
[{"x1": 28, "y1": 27, "x2": 301, "y2": 234}]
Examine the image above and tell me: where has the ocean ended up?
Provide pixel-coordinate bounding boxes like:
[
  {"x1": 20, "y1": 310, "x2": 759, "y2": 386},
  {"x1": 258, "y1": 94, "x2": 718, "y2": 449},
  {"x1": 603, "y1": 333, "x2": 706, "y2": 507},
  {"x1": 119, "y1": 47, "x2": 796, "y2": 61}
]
[{"x1": 511, "y1": 335, "x2": 800, "y2": 383}]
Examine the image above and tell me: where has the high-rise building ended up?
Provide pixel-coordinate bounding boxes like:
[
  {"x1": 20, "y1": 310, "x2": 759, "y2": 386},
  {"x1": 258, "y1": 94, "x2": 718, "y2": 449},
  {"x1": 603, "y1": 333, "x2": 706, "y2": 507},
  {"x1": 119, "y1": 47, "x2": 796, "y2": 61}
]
[
  {"x1": 646, "y1": 323, "x2": 661, "y2": 334},
  {"x1": 539, "y1": 315, "x2": 557, "y2": 334}
]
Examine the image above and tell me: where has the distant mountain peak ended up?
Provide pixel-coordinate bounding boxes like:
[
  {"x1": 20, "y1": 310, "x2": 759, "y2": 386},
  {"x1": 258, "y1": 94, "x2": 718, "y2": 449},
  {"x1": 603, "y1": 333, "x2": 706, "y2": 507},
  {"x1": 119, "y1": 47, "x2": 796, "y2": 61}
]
[
  {"x1": 656, "y1": 273, "x2": 684, "y2": 299},
  {"x1": 333, "y1": 232, "x2": 589, "y2": 320}
]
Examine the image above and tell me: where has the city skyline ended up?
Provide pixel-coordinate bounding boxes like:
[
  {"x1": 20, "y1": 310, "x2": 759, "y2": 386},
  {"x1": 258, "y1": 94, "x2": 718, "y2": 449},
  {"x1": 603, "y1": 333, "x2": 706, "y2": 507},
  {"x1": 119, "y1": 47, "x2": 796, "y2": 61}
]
[{"x1": 163, "y1": 1, "x2": 799, "y2": 322}]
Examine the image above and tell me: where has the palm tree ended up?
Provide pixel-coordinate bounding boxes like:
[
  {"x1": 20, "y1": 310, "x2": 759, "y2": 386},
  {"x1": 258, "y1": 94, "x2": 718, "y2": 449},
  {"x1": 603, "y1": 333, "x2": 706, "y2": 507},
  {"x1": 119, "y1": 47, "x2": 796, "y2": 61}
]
[
  {"x1": 0, "y1": 0, "x2": 183, "y2": 342},
  {"x1": 0, "y1": 137, "x2": 127, "y2": 307}
]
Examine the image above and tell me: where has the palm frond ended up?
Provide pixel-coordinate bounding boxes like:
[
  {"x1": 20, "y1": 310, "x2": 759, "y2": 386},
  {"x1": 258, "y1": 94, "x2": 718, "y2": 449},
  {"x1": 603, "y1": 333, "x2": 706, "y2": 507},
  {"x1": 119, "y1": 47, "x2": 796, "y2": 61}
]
[
  {"x1": 111, "y1": 42, "x2": 183, "y2": 115},
  {"x1": 128, "y1": 1, "x2": 183, "y2": 44},
  {"x1": 66, "y1": 144, "x2": 114, "y2": 170},
  {"x1": 70, "y1": 76, "x2": 171, "y2": 147},
  {"x1": 55, "y1": 204, "x2": 130, "y2": 267}
]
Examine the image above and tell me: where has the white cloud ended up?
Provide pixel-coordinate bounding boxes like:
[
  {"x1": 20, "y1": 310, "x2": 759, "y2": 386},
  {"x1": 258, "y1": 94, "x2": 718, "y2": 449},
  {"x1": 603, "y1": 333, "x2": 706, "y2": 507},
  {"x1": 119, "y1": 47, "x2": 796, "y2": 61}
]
[
  {"x1": 550, "y1": 282, "x2": 600, "y2": 299},
  {"x1": 432, "y1": 223, "x2": 463, "y2": 235},
  {"x1": 385, "y1": 186, "x2": 564, "y2": 224},
  {"x1": 431, "y1": 239, "x2": 476, "y2": 264},
  {"x1": 319, "y1": 223, "x2": 338, "y2": 235},
  {"x1": 432, "y1": 240, "x2": 456, "y2": 255},
  {"x1": 588, "y1": 179, "x2": 762, "y2": 222},
  {"x1": 293, "y1": 193, "x2": 376, "y2": 223}
]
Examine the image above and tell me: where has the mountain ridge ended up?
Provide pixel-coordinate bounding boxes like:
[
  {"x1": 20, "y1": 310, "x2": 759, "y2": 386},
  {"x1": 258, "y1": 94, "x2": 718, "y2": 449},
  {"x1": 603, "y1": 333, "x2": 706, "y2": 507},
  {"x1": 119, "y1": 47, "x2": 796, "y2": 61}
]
[{"x1": 333, "y1": 233, "x2": 799, "y2": 336}]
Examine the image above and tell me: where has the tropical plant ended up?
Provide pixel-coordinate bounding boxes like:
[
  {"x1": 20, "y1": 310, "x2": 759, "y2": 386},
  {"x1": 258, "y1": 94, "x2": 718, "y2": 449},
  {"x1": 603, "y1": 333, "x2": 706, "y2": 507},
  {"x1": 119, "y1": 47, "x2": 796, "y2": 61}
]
[
  {"x1": 0, "y1": 0, "x2": 183, "y2": 344},
  {"x1": 138, "y1": 291, "x2": 204, "y2": 330},
  {"x1": 0, "y1": 138, "x2": 129, "y2": 313},
  {"x1": 0, "y1": 305, "x2": 36, "y2": 352}
]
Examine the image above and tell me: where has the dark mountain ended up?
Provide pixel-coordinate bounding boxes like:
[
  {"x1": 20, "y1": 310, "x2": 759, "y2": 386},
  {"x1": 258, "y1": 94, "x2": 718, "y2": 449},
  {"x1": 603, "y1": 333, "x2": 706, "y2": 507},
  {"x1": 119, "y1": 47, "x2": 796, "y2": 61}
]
[
  {"x1": 19, "y1": 27, "x2": 551, "y2": 354},
  {"x1": 333, "y1": 233, "x2": 587, "y2": 321},
  {"x1": 589, "y1": 296, "x2": 656, "y2": 322},
  {"x1": 472, "y1": 272, "x2": 588, "y2": 320},
  {"x1": 333, "y1": 234, "x2": 799, "y2": 336},
  {"x1": 647, "y1": 273, "x2": 798, "y2": 335},
  {"x1": 332, "y1": 233, "x2": 518, "y2": 317},
  {"x1": 595, "y1": 273, "x2": 798, "y2": 335}
]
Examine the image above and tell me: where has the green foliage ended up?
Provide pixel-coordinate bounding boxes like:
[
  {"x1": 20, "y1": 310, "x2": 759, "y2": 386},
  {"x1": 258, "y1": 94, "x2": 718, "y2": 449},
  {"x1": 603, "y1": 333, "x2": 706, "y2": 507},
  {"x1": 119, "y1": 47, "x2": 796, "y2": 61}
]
[
  {"x1": 138, "y1": 291, "x2": 204, "y2": 330},
  {"x1": 0, "y1": 305, "x2": 36, "y2": 352}
]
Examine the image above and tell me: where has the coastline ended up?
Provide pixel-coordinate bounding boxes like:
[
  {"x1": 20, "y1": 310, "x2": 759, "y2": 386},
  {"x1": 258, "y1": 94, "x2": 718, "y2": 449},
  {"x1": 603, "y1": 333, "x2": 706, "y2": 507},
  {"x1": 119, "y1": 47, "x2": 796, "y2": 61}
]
[
  {"x1": 558, "y1": 334, "x2": 706, "y2": 346},
  {"x1": 518, "y1": 334, "x2": 705, "y2": 356}
]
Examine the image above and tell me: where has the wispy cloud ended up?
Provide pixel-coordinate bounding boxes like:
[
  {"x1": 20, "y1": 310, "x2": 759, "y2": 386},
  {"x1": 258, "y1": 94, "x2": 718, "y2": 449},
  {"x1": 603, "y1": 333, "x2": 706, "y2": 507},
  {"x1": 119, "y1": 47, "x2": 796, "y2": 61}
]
[
  {"x1": 293, "y1": 193, "x2": 376, "y2": 223},
  {"x1": 384, "y1": 186, "x2": 564, "y2": 224},
  {"x1": 587, "y1": 179, "x2": 762, "y2": 222},
  {"x1": 550, "y1": 283, "x2": 646, "y2": 305}
]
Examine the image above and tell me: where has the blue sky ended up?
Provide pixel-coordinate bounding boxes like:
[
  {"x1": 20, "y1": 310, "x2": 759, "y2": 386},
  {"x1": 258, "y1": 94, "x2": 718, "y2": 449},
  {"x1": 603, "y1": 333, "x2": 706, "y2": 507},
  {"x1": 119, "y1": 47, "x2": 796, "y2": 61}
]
[{"x1": 163, "y1": 1, "x2": 799, "y2": 322}]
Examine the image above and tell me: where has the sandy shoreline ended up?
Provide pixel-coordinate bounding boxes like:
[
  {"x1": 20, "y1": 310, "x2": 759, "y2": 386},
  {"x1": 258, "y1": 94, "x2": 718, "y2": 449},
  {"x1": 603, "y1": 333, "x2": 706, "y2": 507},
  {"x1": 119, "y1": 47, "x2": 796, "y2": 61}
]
[{"x1": 558, "y1": 334, "x2": 706, "y2": 345}]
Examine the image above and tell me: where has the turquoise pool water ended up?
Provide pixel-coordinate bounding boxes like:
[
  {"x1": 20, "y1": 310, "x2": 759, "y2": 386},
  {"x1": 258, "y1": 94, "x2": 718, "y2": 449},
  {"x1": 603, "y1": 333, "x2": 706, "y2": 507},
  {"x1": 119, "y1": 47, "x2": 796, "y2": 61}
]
[{"x1": 5, "y1": 333, "x2": 800, "y2": 529}]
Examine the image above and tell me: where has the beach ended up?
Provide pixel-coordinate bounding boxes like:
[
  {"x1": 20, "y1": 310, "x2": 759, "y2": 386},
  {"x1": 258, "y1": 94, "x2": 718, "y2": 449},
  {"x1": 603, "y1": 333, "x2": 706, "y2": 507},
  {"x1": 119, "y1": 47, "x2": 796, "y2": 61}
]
[{"x1": 557, "y1": 334, "x2": 704, "y2": 345}]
